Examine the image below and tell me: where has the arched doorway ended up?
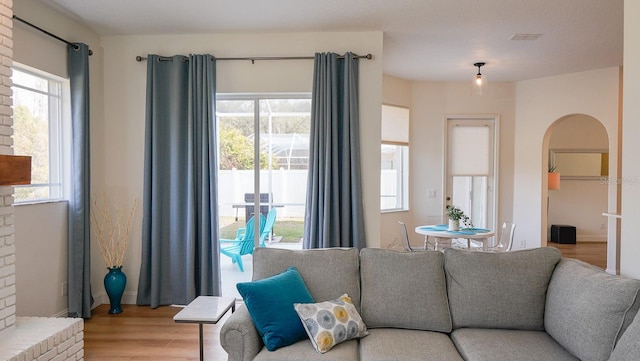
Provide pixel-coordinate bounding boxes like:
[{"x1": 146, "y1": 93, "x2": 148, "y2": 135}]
[{"x1": 542, "y1": 114, "x2": 614, "y2": 271}]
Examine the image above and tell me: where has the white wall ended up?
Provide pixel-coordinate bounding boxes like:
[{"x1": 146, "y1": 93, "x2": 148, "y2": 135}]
[
  {"x1": 381, "y1": 78, "x2": 517, "y2": 250},
  {"x1": 14, "y1": 202, "x2": 68, "y2": 316},
  {"x1": 13, "y1": 0, "x2": 104, "y2": 316},
  {"x1": 548, "y1": 180, "x2": 608, "y2": 241},
  {"x1": 621, "y1": 0, "x2": 640, "y2": 278},
  {"x1": 409, "y1": 81, "x2": 516, "y2": 244},
  {"x1": 548, "y1": 115, "x2": 608, "y2": 242},
  {"x1": 513, "y1": 67, "x2": 620, "y2": 253},
  {"x1": 99, "y1": 32, "x2": 383, "y2": 300}
]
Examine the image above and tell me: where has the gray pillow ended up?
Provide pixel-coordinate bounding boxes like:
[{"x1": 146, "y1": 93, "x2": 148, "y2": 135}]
[
  {"x1": 360, "y1": 248, "x2": 452, "y2": 332},
  {"x1": 545, "y1": 258, "x2": 640, "y2": 361},
  {"x1": 444, "y1": 247, "x2": 562, "y2": 330},
  {"x1": 609, "y1": 311, "x2": 640, "y2": 361},
  {"x1": 252, "y1": 247, "x2": 361, "y2": 310}
]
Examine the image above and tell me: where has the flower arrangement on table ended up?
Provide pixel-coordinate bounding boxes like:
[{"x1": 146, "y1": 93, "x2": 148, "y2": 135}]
[
  {"x1": 446, "y1": 205, "x2": 474, "y2": 230},
  {"x1": 90, "y1": 194, "x2": 139, "y2": 269}
]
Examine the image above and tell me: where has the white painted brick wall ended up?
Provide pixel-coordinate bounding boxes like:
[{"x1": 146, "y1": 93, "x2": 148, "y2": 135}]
[
  {"x1": 0, "y1": 317, "x2": 84, "y2": 361},
  {"x1": 0, "y1": 0, "x2": 15, "y2": 335}
]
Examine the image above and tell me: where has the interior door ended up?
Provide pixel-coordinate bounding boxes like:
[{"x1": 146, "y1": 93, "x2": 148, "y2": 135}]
[{"x1": 444, "y1": 116, "x2": 498, "y2": 230}]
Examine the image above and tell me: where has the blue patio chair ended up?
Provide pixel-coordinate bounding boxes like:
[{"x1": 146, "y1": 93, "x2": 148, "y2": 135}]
[
  {"x1": 220, "y1": 214, "x2": 265, "y2": 272},
  {"x1": 259, "y1": 208, "x2": 277, "y2": 247}
]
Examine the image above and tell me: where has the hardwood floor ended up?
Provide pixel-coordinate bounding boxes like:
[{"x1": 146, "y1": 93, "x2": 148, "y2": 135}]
[
  {"x1": 84, "y1": 243, "x2": 606, "y2": 360},
  {"x1": 548, "y1": 241, "x2": 607, "y2": 270},
  {"x1": 84, "y1": 304, "x2": 231, "y2": 360}
]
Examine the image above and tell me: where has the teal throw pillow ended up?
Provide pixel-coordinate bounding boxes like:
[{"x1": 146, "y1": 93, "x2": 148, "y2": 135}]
[{"x1": 237, "y1": 266, "x2": 314, "y2": 351}]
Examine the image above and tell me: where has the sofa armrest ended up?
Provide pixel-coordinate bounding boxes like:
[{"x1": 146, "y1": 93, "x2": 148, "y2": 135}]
[{"x1": 220, "y1": 305, "x2": 263, "y2": 361}]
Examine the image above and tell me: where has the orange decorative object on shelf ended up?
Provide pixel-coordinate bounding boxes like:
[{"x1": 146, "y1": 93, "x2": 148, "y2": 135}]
[{"x1": 548, "y1": 172, "x2": 561, "y2": 190}]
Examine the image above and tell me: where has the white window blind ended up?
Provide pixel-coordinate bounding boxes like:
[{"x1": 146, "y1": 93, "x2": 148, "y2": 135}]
[
  {"x1": 450, "y1": 125, "x2": 490, "y2": 175},
  {"x1": 381, "y1": 105, "x2": 409, "y2": 145}
]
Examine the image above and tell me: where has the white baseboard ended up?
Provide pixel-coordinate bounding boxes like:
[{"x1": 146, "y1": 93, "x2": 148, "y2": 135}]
[
  {"x1": 52, "y1": 309, "x2": 69, "y2": 318},
  {"x1": 576, "y1": 235, "x2": 607, "y2": 243},
  {"x1": 92, "y1": 290, "x2": 138, "y2": 309},
  {"x1": 122, "y1": 292, "x2": 138, "y2": 305}
]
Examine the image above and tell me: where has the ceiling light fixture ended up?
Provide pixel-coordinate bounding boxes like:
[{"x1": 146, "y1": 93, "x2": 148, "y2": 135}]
[{"x1": 472, "y1": 62, "x2": 488, "y2": 96}]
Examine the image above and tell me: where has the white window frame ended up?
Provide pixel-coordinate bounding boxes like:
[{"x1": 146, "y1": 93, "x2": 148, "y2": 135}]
[
  {"x1": 381, "y1": 143, "x2": 409, "y2": 212},
  {"x1": 216, "y1": 93, "x2": 311, "y2": 246},
  {"x1": 11, "y1": 64, "x2": 70, "y2": 204},
  {"x1": 381, "y1": 104, "x2": 410, "y2": 212}
]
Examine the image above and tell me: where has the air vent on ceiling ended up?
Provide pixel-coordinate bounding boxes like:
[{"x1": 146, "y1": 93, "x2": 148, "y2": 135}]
[{"x1": 510, "y1": 34, "x2": 542, "y2": 41}]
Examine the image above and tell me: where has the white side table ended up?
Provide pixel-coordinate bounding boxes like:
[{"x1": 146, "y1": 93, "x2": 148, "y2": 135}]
[{"x1": 173, "y1": 296, "x2": 236, "y2": 361}]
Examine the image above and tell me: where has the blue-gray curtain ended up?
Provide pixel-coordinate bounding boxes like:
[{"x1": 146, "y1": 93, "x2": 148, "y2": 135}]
[
  {"x1": 137, "y1": 54, "x2": 220, "y2": 308},
  {"x1": 67, "y1": 43, "x2": 93, "y2": 318},
  {"x1": 303, "y1": 52, "x2": 366, "y2": 249}
]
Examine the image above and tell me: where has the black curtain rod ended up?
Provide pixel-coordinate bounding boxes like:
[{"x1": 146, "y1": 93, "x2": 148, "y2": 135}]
[
  {"x1": 13, "y1": 15, "x2": 93, "y2": 56},
  {"x1": 135, "y1": 54, "x2": 372, "y2": 63}
]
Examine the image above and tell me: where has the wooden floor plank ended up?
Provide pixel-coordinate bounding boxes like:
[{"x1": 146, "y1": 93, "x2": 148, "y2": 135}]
[
  {"x1": 549, "y1": 242, "x2": 607, "y2": 269},
  {"x1": 84, "y1": 304, "x2": 230, "y2": 360}
]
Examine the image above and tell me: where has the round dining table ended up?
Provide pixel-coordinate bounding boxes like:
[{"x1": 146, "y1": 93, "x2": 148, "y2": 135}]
[{"x1": 415, "y1": 224, "x2": 495, "y2": 251}]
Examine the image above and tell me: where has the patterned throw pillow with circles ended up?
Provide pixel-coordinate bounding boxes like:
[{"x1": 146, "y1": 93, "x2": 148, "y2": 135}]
[{"x1": 294, "y1": 294, "x2": 369, "y2": 353}]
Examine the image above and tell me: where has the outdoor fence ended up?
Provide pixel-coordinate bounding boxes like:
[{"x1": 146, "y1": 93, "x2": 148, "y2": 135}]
[
  {"x1": 218, "y1": 168, "x2": 400, "y2": 219},
  {"x1": 218, "y1": 168, "x2": 308, "y2": 219}
]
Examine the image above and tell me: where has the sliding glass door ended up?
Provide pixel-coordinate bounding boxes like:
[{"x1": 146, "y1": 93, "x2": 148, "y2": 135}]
[
  {"x1": 217, "y1": 95, "x2": 310, "y2": 246},
  {"x1": 216, "y1": 95, "x2": 310, "y2": 297}
]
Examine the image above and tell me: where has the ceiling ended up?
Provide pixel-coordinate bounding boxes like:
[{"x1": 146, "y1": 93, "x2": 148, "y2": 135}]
[{"x1": 37, "y1": 0, "x2": 623, "y2": 82}]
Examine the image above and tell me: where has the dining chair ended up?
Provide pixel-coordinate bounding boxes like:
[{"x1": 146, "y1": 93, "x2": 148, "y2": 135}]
[
  {"x1": 486, "y1": 222, "x2": 516, "y2": 252},
  {"x1": 398, "y1": 221, "x2": 434, "y2": 251}
]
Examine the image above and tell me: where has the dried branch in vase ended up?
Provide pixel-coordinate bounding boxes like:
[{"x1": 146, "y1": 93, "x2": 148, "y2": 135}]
[{"x1": 90, "y1": 194, "x2": 138, "y2": 269}]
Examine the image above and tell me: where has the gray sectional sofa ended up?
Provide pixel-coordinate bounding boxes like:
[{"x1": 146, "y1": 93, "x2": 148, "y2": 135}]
[{"x1": 220, "y1": 247, "x2": 640, "y2": 361}]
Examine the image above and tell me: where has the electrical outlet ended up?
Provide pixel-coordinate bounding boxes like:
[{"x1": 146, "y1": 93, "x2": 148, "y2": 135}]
[
  {"x1": 520, "y1": 239, "x2": 526, "y2": 248},
  {"x1": 61, "y1": 282, "x2": 68, "y2": 297},
  {"x1": 427, "y1": 190, "x2": 437, "y2": 198},
  {"x1": 599, "y1": 223, "x2": 606, "y2": 229}
]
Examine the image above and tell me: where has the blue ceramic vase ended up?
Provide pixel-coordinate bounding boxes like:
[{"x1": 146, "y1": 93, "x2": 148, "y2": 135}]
[{"x1": 104, "y1": 266, "x2": 126, "y2": 314}]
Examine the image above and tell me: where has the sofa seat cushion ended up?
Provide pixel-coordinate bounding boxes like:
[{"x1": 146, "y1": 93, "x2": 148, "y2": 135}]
[
  {"x1": 451, "y1": 328, "x2": 579, "y2": 361},
  {"x1": 444, "y1": 247, "x2": 561, "y2": 330},
  {"x1": 359, "y1": 328, "x2": 463, "y2": 361},
  {"x1": 253, "y1": 339, "x2": 358, "y2": 361},
  {"x1": 545, "y1": 258, "x2": 640, "y2": 361},
  {"x1": 360, "y1": 248, "x2": 452, "y2": 332},
  {"x1": 252, "y1": 247, "x2": 361, "y2": 310},
  {"x1": 609, "y1": 312, "x2": 640, "y2": 360}
]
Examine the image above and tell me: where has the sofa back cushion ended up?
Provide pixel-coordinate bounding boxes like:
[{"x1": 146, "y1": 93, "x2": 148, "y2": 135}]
[
  {"x1": 360, "y1": 248, "x2": 452, "y2": 332},
  {"x1": 252, "y1": 247, "x2": 361, "y2": 309},
  {"x1": 444, "y1": 247, "x2": 562, "y2": 330},
  {"x1": 545, "y1": 258, "x2": 640, "y2": 361}
]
